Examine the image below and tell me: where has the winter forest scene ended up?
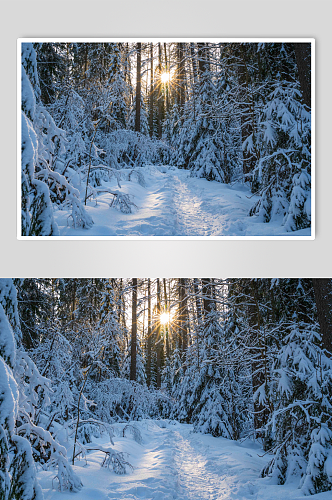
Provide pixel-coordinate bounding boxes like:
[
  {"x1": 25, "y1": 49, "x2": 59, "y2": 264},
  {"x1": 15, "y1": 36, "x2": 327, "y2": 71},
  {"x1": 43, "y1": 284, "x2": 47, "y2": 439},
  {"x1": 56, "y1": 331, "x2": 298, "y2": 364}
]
[
  {"x1": 1, "y1": 277, "x2": 331, "y2": 500},
  {"x1": 20, "y1": 40, "x2": 312, "y2": 237}
]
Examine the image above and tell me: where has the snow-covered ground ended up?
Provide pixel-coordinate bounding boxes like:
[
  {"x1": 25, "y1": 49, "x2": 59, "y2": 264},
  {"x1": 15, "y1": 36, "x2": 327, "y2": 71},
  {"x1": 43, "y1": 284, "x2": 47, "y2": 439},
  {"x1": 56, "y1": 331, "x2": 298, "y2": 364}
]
[
  {"x1": 38, "y1": 420, "x2": 329, "y2": 500},
  {"x1": 54, "y1": 166, "x2": 311, "y2": 237}
]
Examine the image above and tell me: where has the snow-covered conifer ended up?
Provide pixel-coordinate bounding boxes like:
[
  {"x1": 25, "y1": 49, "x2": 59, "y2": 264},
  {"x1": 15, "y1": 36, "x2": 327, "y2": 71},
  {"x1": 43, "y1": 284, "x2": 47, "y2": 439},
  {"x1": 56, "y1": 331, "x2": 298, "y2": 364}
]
[
  {"x1": 262, "y1": 320, "x2": 332, "y2": 494},
  {"x1": 190, "y1": 309, "x2": 237, "y2": 438},
  {"x1": 249, "y1": 82, "x2": 311, "y2": 229},
  {"x1": 0, "y1": 286, "x2": 44, "y2": 500}
]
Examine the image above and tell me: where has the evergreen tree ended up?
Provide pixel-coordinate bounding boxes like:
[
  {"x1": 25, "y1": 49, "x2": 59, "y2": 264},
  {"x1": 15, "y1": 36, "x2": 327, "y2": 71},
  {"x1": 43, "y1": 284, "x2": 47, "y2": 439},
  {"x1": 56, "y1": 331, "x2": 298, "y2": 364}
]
[
  {"x1": 34, "y1": 42, "x2": 66, "y2": 105},
  {"x1": 98, "y1": 279, "x2": 122, "y2": 376},
  {"x1": 186, "y1": 72, "x2": 227, "y2": 182},
  {"x1": 190, "y1": 308, "x2": 240, "y2": 438},
  {"x1": 0, "y1": 280, "x2": 44, "y2": 500},
  {"x1": 21, "y1": 43, "x2": 93, "y2": 235},
  {"x1": 249, "y1": 82, "x2": 311, "y2": 229},
  {"x1": 21, "y1": 43, "x2": 58, "y2": 236},
  {"x1": 107, "y1": 43, "x2": 129, "y2": 130},
  {"x1": 263, "y1": 321, "x2": 332, "y2": 494},
  {"x1": 128, "y1": 94, "x2": 149, "y2": 136},
  {"x1": 122, "y1": 337, "x2": 146, "y2": 385}
]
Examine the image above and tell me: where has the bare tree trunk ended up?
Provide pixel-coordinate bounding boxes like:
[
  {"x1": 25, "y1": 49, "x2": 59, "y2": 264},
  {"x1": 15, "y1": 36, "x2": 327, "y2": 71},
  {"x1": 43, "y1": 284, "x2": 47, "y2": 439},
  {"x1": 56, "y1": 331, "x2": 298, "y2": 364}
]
[
  {"x1": 84, "y1": 44, "x2": 88, "y2": 88},
  {"x1": 147, "y1": 278, "x2": 152, "y2": 386},
  {"x1": 124, "y1": 43, "x2": 132, "y2": 102},
  {"x1": 190, "y1": 43, "x2": 198, "y2": 122},
  {"x1": 135, "y1": 43, "x2": 142, "y2": 133},
  {"x1": 312, "y1": 279, "x2": 332, "y2": 354},
  {"x1": 130, "y1": 278, "x2": 138, "y2": 381},
  {"x1": 149, "y1": 43, "x2": 154, "y2": 137},
  {"x1": 71, "y1": 279, "x2": 76, "y2": 322},
  {"x1": 177, "y1": 43, "x2": 186, "y2": 112},
  {"x1": 178, "y1": 278, "x2": 188, "y2": 357},
  {"x1": 247, "y1": 280, "x2": 271, "y2": 449},
  {"x1": 190, "y1": 43, "x2": 199, "y2": 86},
  {"x1": 182, "y1": 279, "x2": 188, "y2": 353},
  {"x1": 293, "y1": 42, "x2": 311, "y2": 108},
  {"x1": 193, "y1": 279, "x2": 203, "y2": 322},
  {"x1": 193, "y1": 278, "x2": 203, "y2": 368},
  {"x1": 164, "y1": 43, "x2": 169, "y2": 115},
  {"x1": 156, "y1": 278, "x2": 162, "y2": 388},
  {"x1": 238, "y1": 46, "x2": 257, "y2": 183},
  {"x1": 202, "y1": 278, "x2": 213, "y2": 318},
  {"x1": 118, "y1": 278, "x2": 126, "y2": 331},
  {"x1": 197, "y1": 42, "x2": 210, "y2": 77},
  {"x1": 163, "y1": 278, "x2": 170, "y2": 358},
  {"x1": 157, "y1": 43, "x2": 164, "y2": 139}
]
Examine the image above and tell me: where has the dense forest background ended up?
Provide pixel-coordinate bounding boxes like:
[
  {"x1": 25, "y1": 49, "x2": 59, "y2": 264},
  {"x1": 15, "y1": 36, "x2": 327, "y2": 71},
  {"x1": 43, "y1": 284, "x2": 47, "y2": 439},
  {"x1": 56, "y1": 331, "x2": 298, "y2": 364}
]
[
  {"x1": 1, "y1": 278, "x2": 331, "y2": 498},
  {"x1": 21, "y1": 41, "x2": 311, "y2": 235}
]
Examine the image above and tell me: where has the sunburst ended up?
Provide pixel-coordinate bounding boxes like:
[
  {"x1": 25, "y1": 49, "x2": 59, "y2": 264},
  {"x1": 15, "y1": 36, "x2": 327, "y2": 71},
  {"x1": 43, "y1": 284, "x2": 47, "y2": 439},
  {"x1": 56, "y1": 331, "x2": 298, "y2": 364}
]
[
  {"x1": 160, "y1": 311, "x2": 171, "y2": 324},
  {"x1": 160, "y1": 72, "x2": 171, "y2": 84}
]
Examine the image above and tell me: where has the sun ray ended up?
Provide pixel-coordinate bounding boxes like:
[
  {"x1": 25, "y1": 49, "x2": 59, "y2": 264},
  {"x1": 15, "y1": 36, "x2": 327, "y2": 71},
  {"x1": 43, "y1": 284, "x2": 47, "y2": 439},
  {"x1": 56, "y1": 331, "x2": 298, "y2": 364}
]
[
  {"x1": 160, "y1": 72, "x2": 171, "y2": 84},
  {"x1": 160, "y1": 311, "x2": 171, "y2": 324}
]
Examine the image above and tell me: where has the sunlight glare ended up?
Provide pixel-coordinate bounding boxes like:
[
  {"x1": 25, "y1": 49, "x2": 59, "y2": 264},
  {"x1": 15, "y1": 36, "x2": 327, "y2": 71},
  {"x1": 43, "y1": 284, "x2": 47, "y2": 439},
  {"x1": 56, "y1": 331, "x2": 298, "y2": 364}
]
[
  {"x1": 160, "y1": 312, "x2": 171, "y2": 324},
  {"x1": 161, "y1": 72, "x2": 170, "y2": 84}
]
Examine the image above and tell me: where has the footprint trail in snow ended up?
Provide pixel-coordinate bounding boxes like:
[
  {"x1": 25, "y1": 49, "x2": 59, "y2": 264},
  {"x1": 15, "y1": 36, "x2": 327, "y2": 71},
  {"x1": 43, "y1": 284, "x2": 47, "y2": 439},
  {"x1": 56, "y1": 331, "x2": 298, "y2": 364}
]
[
  {"x1": 54, "y1": 166, "x2": 310, "y2": 237},
  {"x1": 38, "y1": 421, "x2": 330, "y2": 500}
]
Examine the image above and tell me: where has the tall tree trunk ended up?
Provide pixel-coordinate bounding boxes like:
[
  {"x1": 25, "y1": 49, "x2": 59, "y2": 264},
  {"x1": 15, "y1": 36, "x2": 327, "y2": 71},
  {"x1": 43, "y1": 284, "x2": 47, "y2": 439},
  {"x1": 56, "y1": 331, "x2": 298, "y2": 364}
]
[
  {"x1": 190, "y1": 43, "x2": 198, "y2": 121},
  {"x1": 202, "y1": 278, "x2": 213, "y2": 318},
  {"x1": 125, "y1": 42, "x2": 132, "y2": 97},
  {"x1": 135, "y1": 43, "x2": 142, "y2": 133},
  {"x1": 157, "y1": 43, "x2": 164, "y2": 139},
  {"x1": 193, "y1": 279, "x2": 203, "y2": 323},
  {"x1": 190, "y1": 43, "x2": 199, "y2": 86},
  {"x1": 177, "y1": 43, "x2": 186, "y2": 112},
  {"x1": 147, "y1": 278, "x2": 152, "y2": 386},
  {"x1": 197, "y1": 42, "x2": 210, "y2": 78},
  {"x1": 182, "y1": 279, "x2": 189, "y2": 353},
  {"x1": 193, "y1": 278, "x2": 202, "y2": 368},
  {"x1": 156, "y1": 278, "x2": 162, "y2": 388},
  {"x1": 84, "y1": 44, "x2": 88, "y2": 88},
  {"x1": 164, "y1": 43, "x2": 169, "y2": 115},
  {"x1": 247, "y1": 280, "x2": 271, "y2": 449},
  {"x1": 293, "y1": 42, "x2": 311, "y2": 108},
  {"x1": 163, "y1": 278, "x2": 170, "y2": 358},
  {"x1": 149, "y1": 43, "x2": 154, "y2": 137},
  {"x1": 178, "y1": 278, "x2": 188, "y2": 356},
  {"x1": 238, "y1": 45, "x2": 258, "y2": 185},
  {"x1": 130, "y1": 278, "x2": 138, "y2": 381},
  {"x1": 71, "y1": 279, "x2": 76, "y2": 323},
  {"x1": 119, "y1": 278, "x2": 126, "y2": 331},
  {"x1": 312, "y1": 279, "x2": 332, "y2": 354}
]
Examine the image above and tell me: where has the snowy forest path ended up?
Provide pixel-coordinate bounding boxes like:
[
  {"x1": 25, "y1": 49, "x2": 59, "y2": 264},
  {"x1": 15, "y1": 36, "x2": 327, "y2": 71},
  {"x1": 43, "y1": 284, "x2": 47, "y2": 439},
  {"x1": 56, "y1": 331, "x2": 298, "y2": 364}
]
[
  {"x1": 169, "y1": 172, "x2": 229, "y2": 236},
  {"x1": 170, "y1": 425, "x2": 263, "y2": 500},
  {"x1": 138, "y1": 166, "x2": 250, "y2": 237},
  {"x1": 106, "y1": 422, "x2": 262, "y2": 500},
  {"x1": 38, "y1": 421, "x2": 278, "y2": 500},
  {"x1": 55, "y1": 165, "x2": 256, "y2": 236},
  {"x1": 171, "y1": 428, "x2": 227, "y2": 499},
  {"x1": 118, "y1": 166, "x2": 236, "y2": 237},
  {"x1": 55, "y1": 165, "x2": 310, "y2": 236}
]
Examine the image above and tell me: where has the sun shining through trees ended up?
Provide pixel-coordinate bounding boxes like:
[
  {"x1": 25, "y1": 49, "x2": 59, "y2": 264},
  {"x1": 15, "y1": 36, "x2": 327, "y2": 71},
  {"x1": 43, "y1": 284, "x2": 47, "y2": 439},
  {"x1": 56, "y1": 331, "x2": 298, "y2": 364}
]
[
  {"x1": 3, "y1": 278, "x2": 332, "y2": 498},
  {"x1": 21, "y1": 41, "x2": 311, "y2": 237},
  {"x1": 160, "y1": 311, "x2": 171, "y2": 324},
  {"x1": 160, "y1": 72, "x2": 171, "y2": 84}
]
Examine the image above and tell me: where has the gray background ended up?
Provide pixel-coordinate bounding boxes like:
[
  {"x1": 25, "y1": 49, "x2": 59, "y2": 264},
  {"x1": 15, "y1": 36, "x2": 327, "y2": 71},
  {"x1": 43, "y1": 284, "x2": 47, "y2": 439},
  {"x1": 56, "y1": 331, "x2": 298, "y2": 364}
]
[{"x1": 2, "y1": 0, "x2": 330, "y2": 278}]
